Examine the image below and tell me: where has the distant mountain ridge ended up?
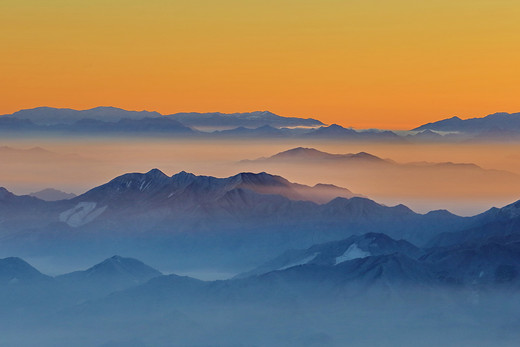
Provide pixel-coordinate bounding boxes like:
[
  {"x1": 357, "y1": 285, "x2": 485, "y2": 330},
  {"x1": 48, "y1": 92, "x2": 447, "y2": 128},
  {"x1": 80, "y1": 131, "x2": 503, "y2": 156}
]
[
  {"x1": 1, "y1": 168, "x2": 520, "y2": 273},
  {"x1": 9, "y1": 106, "x2": 162, "y2": 125},
  {"x1": 236, "y1": 232, "x2": 423, "y2": 278},
  {"x1": 167, "y1": 110, "x2": 324, "y2": 128},
  {"x1": 413, "y1": 112, "x2": 520, "y2": 133},
  {"x1": 76, "y1": 169, "x2": 358, "y2": 206},
  {"x1": 29, "y1": 188, "x2": 76, "y2": 201},
  {"x1": 241, "y1": 147, "x2": 515, "y2": 173},
  {"x1": 1, "y1": 107, "x2": 324, "y2": 130},
  {"x1": 0, "y1": 107, "x2": 409, "y2": 141},
  {"x1": 0, "y1": 169, "x2": 482, "y2": 272},
  {"x1": 243, "y1": 147, "x2": 389, "y2": 164}
]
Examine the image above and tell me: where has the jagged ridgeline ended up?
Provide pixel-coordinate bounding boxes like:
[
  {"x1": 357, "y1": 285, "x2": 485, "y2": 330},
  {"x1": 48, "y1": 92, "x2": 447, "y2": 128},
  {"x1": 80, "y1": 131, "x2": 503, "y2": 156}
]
[{"x1": 1, "y1": 169, "x2": 520, "y2": 274}]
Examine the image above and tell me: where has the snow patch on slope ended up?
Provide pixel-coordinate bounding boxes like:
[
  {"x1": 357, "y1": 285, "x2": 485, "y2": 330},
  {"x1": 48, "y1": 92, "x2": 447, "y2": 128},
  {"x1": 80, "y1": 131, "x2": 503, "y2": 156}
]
[
  {"x1": 278, "y1": 253, "x2": 319, "y2": 270},
  {"x1": 335, "y1": 244, "x2": 370, "y2": 264},
  {"x1": 59, "y1": 202, "x2": 107, "y2": 228}
]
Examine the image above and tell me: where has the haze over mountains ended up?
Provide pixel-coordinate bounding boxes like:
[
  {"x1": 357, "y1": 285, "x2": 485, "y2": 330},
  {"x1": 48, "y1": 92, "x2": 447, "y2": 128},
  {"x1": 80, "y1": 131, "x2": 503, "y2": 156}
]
[
  {"x1": 238, "y1": 147, "x2": 520, "y2": 214},
  {"x1": 2, "y1": 225, "x2": 520, "y2": 346},
  {"x1": 2, "y1": 107, "x2": 520, "y2": 346},
  {"x1": 414, "y1": 112, "x2": 520, "y2": 133},
  {"x1": 3, "y1": 106, "x2": 520, "y2": 142},
  {"x1": 29, "y1": 188, "x2": 76, "y2": 201},
  {"x1": 1, "y1": 168, "x2": 520, "y2": 277}
]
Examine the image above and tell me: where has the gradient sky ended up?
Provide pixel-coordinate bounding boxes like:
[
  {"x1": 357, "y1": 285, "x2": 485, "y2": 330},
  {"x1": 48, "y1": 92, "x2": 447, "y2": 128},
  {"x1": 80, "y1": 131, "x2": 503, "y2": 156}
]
[{"x1": 1, "y1": 0, "x2": 519, "y2": 129}]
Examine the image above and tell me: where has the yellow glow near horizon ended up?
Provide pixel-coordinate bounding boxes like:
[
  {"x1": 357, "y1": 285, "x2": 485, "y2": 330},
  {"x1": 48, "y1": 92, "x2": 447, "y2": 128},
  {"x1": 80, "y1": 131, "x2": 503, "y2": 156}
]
[{"x1": 1, "y1": 0, "x2": 519, "y2": 129}]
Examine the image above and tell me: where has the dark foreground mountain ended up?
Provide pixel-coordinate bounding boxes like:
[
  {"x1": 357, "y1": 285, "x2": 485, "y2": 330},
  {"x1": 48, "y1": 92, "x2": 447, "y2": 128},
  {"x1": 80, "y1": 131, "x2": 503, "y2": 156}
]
[{"x1": 2, "y1": 229, "x2": 520, "y2": 347}]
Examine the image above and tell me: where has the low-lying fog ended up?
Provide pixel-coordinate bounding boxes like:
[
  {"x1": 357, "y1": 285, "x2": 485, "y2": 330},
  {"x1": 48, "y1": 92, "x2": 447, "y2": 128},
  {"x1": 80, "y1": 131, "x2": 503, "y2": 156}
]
[{"x1": 2, "y1": 137, "x2": 520, "y2": 216}]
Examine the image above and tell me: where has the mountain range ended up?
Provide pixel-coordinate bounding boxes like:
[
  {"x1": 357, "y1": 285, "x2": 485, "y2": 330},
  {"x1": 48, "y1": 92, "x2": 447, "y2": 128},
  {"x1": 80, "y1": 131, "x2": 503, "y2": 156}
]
[
  {"x1": 2, "y1": 225, "x2": 520, "y2": 346},
  {"x1": 413, "y1": 112, "x2": 520, "y2": 137},
  {"x1": 3, "y1": 107, "x2": 520, "y2": 142},
  {"x1": 0, "y1": 107, "x2": 401, "y2": 141},
  {"x1": 238, "y1": 148, "x2": 520, "y2": 209},
  {"x1": 29, "y1": 188, "x2": 76, "y2": 201},
  {"x1": 167, "y1": 110, "x2": 324, "y2": 129},
  {"x1": 1, "y1": 107, "x2": 323, "y2": 132},
  {"x1": 1, "y1": 169, "x2": 519, "y2": 274}
]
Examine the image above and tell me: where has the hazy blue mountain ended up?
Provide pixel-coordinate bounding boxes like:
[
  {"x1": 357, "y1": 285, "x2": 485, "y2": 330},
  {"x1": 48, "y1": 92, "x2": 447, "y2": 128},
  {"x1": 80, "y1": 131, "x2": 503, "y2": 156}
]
[
  {"x1": 6, "y1": 106, "x2": 162, "y2": 125},
  {"x1": 413, "y1": 112, "x2": 520, "y2": 133},
  {"x1": 0, "y1": 170, "x2": 480, "y2": 271},
  {"x1": 0, "y1": 257, "x2": 52, "y2": 285},
  {"x1": 0, "y1": 116, "x2": 41, "y2": 132},
  {"x1": 428, "y1": 200, "x2": 520, "y2": 247},
  {"x1": 236, "y1": 232, "x2": 422, "y2": 278},
  {"x1": 57, "y1": 255, "x2": 161, "y2": 286},
  {"x1": 1, "y1": 247, "x2": 520, "y2": 346},
  {"x1": 0, "y1": 115, "x2": 195, "y2": 136},
  {"x1": 56, "y1": 255, "x2": 162, "y2": 299},
  {"x1": 406, "y1": 129, "x2": 449, "y2": 142},
  {"x1": 65, "y1": 117, "x2": 195, "y2": 135},
  {"x1": 2, "y1": 107, "x2": 324, "y2": 129},
  {"x1": 29, "y1": 188, "x2": 76, "y2": 201},
  {"x1": 305, "y1": 124, "x2": 403, "y2": 141},
  {"x1": 422, "y1": 239, "x2": 520, "y2": 287},
  {"x1": 167, "y1": 110, "x2": 324, "y2": 129},
  {"x1": 0, "y1": 107, "x2": 329, "y2": 136},
  {"x1": 212, "y1": 124, "x2": 287, "y2": 137},
  {"x1": 3, "y1": 169, "x2": 519, "y2": 274}
]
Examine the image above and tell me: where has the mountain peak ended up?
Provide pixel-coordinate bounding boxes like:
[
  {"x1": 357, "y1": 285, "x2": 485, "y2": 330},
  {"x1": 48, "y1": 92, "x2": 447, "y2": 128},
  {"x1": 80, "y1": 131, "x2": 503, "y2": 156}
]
[
  {"x1": 0, "y1": 187, "x2": 14, "y2": 199},
  {"x1": 145, "y1": 168, "x2": 168, "y2": 178},
  {"x1": 85, "y1": 255, "x2": 162, "y2": 279},
  {"x1": 29, "y1": 188, "x2": 76, "y2": 201},
  {"x1": 233, "y1": 172, "x2": 286, "y2": 186},
  {"x1": 351, "y1": 152, "x2": 383, "y2": 161},
  {"x1": 0, "y1": 257, "x2": 50, "y2": 283}
]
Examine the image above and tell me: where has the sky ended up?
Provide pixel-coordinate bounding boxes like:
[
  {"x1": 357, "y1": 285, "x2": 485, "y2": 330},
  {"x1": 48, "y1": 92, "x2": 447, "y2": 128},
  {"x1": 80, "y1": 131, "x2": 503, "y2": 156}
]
[{"x1": 1, "y1": 0, "x2": 519, "y2": 129}]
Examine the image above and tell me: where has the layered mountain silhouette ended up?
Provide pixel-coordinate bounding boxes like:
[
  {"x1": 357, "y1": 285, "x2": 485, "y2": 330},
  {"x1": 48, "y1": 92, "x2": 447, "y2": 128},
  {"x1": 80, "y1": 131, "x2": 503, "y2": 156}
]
[
  {"x1": 56, "y1": 255, "x2": 162, "y2": 299},
  {"x1": 0, "y1": 107, "x2": 411, "y2": 141},
  {"x1": 1, "y1": 227, "x2": 520, "y2": 347},
  {"x1": 0, "y1": 107, "x2": 323, "y2": 133},
  {"x1": 3, "y1": 107, "x2": 520, "y2": 143},
  {"x1": 243, "y1": 147, "x2": 388, "y2": 164},
  {"x1": 304, "y1": 124, "x2": 403, "y2": 141},
  {"x1": 242, "y1": 147, "x2": 505, "y2": 172},
  {"x1": 166, "y1": 110, "x2": 324, "y2": 128},
  {"x1": 413, "y1": 112, "x2": 520, "y2": 136},
  {"x1": 2, "y1": 169, "x2": 519, "y2": 273},
  {"x1": 0, "y1": 257, "x2": 51, "y2": 285},
  {"x1": 8, "y1": 106, "x2": 162, "y2": 125},
  {"x1": 238, "y1": 147, "x2": 520, "y2": 207},
  {"x1": 236, "y1": 233, "x2": 423, "y2": 278},
  {"x1": 0, "y1": 169, "x2": 469, "y2": 271},
  {"x1": 29, "y1": 188, "x2": 76, "y2": 201}
]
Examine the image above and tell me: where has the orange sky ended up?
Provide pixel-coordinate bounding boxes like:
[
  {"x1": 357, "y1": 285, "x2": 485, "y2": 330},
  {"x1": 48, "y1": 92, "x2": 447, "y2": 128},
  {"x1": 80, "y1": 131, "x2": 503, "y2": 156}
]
[{"x1": 1, "y1": 0, "x2": 519, "y2": 129}]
